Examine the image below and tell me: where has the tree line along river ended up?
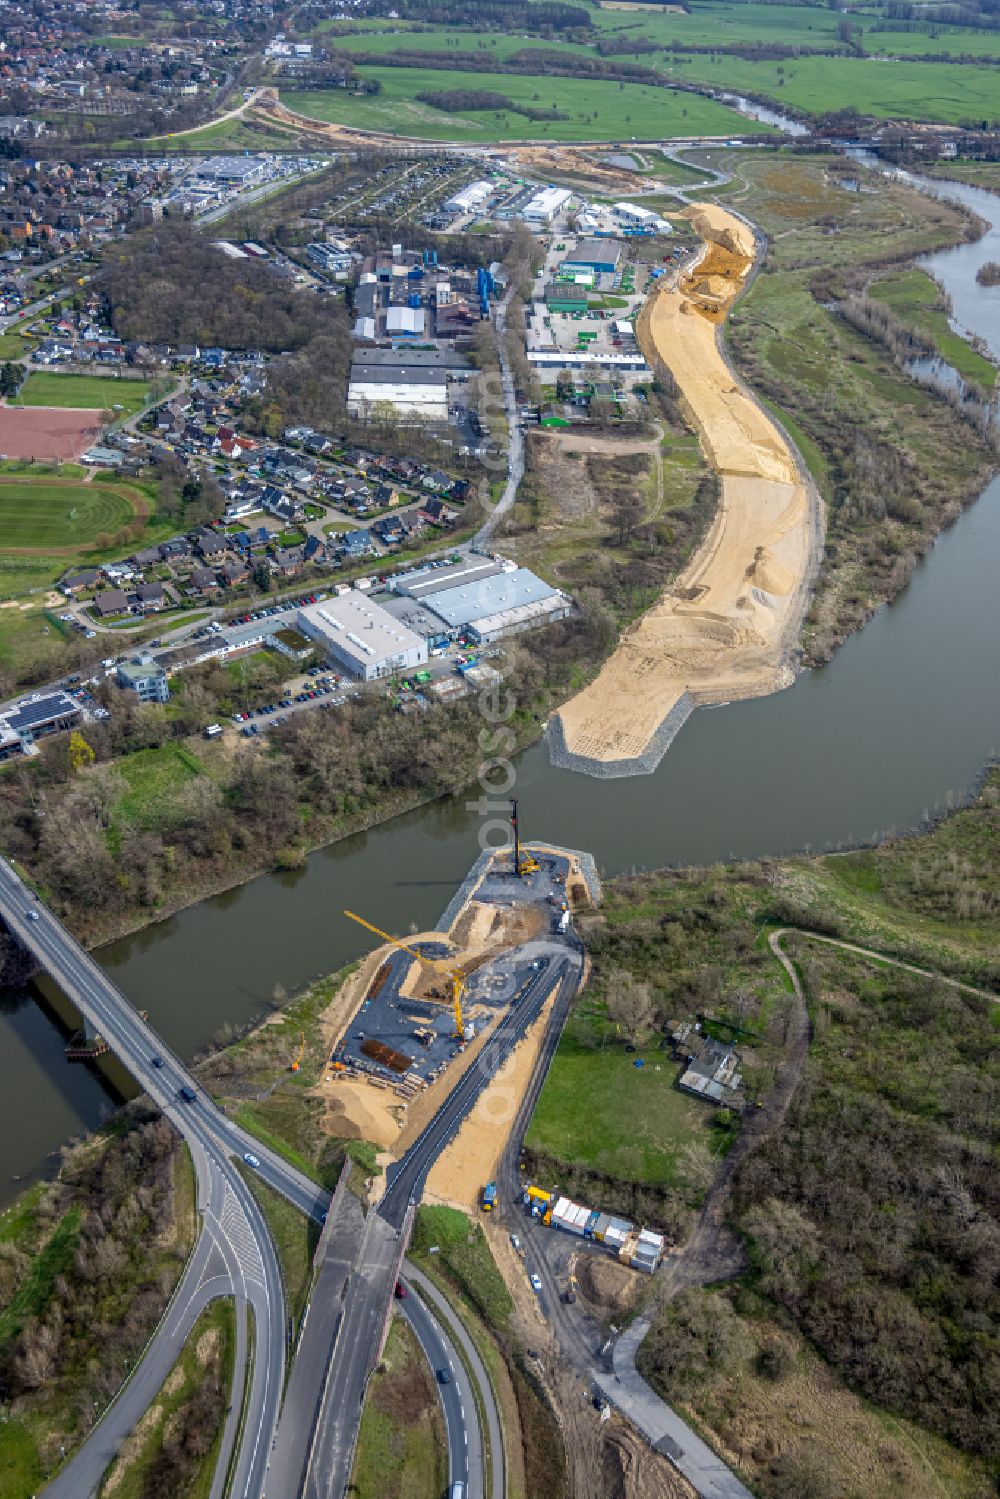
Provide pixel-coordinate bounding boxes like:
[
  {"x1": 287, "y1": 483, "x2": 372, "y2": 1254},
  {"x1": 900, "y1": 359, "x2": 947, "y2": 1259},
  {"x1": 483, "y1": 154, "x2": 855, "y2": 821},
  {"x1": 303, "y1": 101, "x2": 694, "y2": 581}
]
[{"x1": 1, "y1": 159, "x2": 999, "y2": 1205}]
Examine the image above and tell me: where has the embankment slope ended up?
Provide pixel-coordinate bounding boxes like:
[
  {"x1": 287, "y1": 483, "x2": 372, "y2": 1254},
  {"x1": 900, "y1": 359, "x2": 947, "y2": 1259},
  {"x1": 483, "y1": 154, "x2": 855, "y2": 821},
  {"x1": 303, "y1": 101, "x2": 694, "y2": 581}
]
[{"x1": 552, "y1": 203, "x2": 821, "y2": 776}]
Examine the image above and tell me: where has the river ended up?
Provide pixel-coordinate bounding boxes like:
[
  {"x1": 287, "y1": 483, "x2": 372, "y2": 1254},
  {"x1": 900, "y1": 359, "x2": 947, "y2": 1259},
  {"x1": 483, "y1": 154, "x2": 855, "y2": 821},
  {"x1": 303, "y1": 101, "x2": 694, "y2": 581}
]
[{"x1": 2, "y1": 154, "x2": 999, "y2": 1206}]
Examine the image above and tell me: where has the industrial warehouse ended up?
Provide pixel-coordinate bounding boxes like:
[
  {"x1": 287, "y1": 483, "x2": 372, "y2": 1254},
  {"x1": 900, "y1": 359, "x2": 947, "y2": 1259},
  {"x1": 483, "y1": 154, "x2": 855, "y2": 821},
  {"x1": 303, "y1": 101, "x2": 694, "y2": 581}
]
[
  {"x1": 295, "y1": 560, "x2": 568, "y2": 677},
  {"x1": 389, "y1": 558, "x2": 571, "y2": 645}
]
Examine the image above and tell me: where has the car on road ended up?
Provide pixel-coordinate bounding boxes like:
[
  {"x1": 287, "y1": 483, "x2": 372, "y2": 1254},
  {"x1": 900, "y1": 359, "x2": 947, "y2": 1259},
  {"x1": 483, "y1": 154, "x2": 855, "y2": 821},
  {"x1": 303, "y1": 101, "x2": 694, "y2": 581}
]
[
  {"x1": 25, "y1": 909, "x2": 39, "y2": 922},
  {"x1": 510, "y1": 1234, "x2": 523, "y2": 1253},
  {"x1": 437, "y1": 1367, "x2": 451, "y2": 1384},
  {"x1": 243, "y1": 1152, "x2": 261, "y2": 1168},
  {"x1": 178, "y1": 1086, "x2": 196, "y2": 1103},
  {"x1": 394, "y1": 1280, "x2": 408, "y2": 1299},
  {"x1": 530, "y1": 1273, "x2": 543, "y2": 1294},
  {"x1": 151, "y1": 1056, "x2": 164, "y2": 1069}
]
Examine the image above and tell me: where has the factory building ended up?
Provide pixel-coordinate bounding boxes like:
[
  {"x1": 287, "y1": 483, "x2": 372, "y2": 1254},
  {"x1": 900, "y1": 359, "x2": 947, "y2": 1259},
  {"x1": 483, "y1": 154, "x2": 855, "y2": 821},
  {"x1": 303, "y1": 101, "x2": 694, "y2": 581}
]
[
  {"x1": 521, "y1": 187, "x2": 572, "y2": 226},
  {"x1": 561, "y1": 238, "x2": 623, "y2": 276},
  {"x1": 398, "y1": 564, "x2": 569, "y2": 644},
  {"x1": 444, "y1": 180, "x2": 493, "y2": 215},
  {"x1": 392, "y1": 556, "x2": 505, "y2": 602},
  {"x1": 347, "y1": 362, "x2": 448, "y2": 421},
  {"x1": 297, "y1": 597, "x2": 427, "y2": 681},
  {"x1": 385, "y1": 305, "x2": 426, "y2": 338}
]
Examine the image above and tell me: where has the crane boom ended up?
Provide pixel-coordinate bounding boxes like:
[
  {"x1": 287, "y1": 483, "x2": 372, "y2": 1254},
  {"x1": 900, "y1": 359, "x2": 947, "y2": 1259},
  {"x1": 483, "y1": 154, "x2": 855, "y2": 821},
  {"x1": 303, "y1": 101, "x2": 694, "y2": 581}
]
[{"x1": 343, "y1": 909, "x2": 465, "y2": 1039}]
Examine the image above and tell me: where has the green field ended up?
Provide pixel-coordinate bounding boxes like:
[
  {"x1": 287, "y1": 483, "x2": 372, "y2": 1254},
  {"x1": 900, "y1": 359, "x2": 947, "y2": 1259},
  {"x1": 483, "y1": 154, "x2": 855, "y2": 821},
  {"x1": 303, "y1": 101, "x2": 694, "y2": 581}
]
[
  {"x1": 870, "y1": 267, "x2": 998, "y2": 388},
  {"x1": 14, "y1": 372, "x2": 152, "y2": 414},
  {"x1": 0, "y1": 332, "x2": 32, "y2": 359},
  {"x1": 663, "y1": 51, "x2": 1000, "y2": 125},
  {"x1": 281, "y1": 71, "x2": 768, "y2": 142},
  {"x1": 526, "y1": 1023, "x2": 714, "y2": 1186},
  {"x1": 113, "y1": 745, "x2": 209, "y2": 833},
  {"x1": 0, "y1": 476, "x2": 146, "y2": 551}
]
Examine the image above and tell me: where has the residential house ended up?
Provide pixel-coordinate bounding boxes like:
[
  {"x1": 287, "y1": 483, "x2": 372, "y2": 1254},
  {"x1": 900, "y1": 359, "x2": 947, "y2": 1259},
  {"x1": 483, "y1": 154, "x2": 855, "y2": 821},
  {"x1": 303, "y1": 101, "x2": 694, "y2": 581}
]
[
  {"x1": 189, "y1": 566, "x2": 219, "y2": 594},
  {"x1": 135, "y1": 581, "x2": 165, "y2": 612},
  {"x1": 340, "y1": 529, "x2": 374, "y2": 559},
  {"x1": 417, "y1": 498, "x2": 455, "y2": 527},
  {"x1": 218, "y1": 558, "x2": 249, "y2": 588},
  {"x1": 272, "y1": 547, "x2": 302, "y2": 576},
  {"x1": 61, "y1": 567, "x2": 100, "y2": 594},
  {"x1": 91, "y1": 587, "x2": 130, "y2": 618}
]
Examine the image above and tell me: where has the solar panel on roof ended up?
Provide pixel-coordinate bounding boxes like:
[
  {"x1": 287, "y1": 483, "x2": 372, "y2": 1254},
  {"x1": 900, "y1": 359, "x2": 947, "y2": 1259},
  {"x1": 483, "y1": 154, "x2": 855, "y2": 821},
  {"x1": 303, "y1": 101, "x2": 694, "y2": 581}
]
[{"x1": 5, "y1": 693, "x2": 77, "y2": 733}]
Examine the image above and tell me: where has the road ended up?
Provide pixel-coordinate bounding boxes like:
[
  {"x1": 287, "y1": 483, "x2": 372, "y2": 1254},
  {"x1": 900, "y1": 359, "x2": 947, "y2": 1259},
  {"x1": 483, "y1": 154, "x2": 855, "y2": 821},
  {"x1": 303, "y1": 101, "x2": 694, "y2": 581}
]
[
  {"x1": 0, "y1": 855, "x2": 325, "y2": 1499},
  {"x1": 400, "y1": 1273, "x2": 479, "y2": 1495},
  {"x1": 474, "y1": 283, "x2": 523, "y2": 548},
  {"x1": 403, "y1": 1262, "x2": 499, "y2": 1499}
]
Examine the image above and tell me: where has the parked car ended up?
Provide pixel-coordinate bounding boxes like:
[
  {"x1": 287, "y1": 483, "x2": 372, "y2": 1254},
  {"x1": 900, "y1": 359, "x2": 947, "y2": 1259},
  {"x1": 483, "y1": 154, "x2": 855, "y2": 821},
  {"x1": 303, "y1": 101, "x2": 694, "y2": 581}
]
[{"x1": 530, "y1": 1273, "x2": 543, "y2": 1294}]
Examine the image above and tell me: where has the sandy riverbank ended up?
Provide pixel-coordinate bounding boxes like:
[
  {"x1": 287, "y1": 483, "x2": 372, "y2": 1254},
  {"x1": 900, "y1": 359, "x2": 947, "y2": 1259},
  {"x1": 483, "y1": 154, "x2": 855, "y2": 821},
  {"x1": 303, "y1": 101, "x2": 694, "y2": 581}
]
[{"x1": 552, "y1": 203, "x2": 821, "y2": 776}]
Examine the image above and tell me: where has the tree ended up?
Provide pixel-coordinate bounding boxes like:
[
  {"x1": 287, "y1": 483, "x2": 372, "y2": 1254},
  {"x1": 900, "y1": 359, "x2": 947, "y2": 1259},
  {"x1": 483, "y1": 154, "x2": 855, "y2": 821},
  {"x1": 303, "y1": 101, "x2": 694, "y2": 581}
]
[
  {"x1": 67, "y1": 729, "x2": 96, "y2": 774},
  {"x1": 606, "y1": 969, "x2": 655, "y2": 1044}
]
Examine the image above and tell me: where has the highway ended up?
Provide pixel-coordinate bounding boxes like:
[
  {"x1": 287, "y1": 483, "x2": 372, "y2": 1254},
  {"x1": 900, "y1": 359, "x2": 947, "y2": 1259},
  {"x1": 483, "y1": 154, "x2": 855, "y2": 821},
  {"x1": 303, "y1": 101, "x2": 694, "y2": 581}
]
[
  {"x1": 0, "y1": 855, "x2": 319, "y2": 1499},
  {"x1": 291, "y1": 935, "x2": 584, "y2": 1499},
  {"x1": 0, "y1": 849, "x2": 583, "y2": 1499},
  {"x1": 400, "y1": 1275, "x2": 479, "y2": 1495}
]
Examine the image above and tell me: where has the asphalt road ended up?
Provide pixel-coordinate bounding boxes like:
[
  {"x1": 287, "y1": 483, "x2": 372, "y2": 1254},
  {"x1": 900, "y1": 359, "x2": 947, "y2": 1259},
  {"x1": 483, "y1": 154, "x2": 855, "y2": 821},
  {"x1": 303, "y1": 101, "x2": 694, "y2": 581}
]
[
  {"x1": 399, "y1": 1276, "x2": 476, "y2": 1494},
  {"x1": 0, "y1": 856, "x2": 319, "y2": 1499},
  {"x1": 403, "y1": 1263, "x2": 499, "y2": 1499},
  {"x1": 379, "y1": 948, "x2": 579, "y2": 1230}
]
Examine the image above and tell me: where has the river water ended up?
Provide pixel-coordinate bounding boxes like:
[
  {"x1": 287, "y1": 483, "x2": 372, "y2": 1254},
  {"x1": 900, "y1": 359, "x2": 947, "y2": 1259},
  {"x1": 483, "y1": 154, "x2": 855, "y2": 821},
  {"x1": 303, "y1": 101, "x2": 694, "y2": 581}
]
[{"x1": 2, "y1": 153, "x2": 999, "y2": 1205}]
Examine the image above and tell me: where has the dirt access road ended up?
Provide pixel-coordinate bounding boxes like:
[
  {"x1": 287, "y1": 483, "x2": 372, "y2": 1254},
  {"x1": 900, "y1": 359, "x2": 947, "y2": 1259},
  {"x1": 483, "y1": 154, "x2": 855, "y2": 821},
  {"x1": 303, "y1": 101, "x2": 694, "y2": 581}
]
[{"x1": 553, "y1": 203, "x2": 822, "y2": 776}]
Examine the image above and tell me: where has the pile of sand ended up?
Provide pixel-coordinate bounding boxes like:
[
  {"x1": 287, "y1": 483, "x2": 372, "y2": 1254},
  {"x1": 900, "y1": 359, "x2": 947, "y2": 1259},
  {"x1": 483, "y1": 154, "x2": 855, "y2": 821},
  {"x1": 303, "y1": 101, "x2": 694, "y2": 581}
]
[{"x1": 554, "y1": 204, "x2": 817, "y2": 770}]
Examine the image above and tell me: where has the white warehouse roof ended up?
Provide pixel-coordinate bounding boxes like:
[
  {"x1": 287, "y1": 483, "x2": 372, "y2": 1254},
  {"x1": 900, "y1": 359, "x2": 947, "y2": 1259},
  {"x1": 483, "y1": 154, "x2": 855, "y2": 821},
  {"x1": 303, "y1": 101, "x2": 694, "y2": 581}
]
[
  {"x1": 297, "y1": 596, "x2": 426, "y2": 675},
  {"x1": 444, "y1": 179, "x2": 493, "y2": 214},
  {"x1": 522, "y1": 187, "x2": 572, "y2": 220},
  {"x1": 386, "y1": 305, "x2": 426, "y2": 336},
  {"x1": 422, "y1": 567, "x2": 562, "y2": 630}
]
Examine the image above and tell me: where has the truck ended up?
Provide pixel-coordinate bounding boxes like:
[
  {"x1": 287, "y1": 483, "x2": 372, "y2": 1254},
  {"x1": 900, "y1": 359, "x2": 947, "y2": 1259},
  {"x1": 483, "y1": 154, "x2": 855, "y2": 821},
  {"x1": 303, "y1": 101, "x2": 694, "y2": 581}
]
[{"x1": 481, "y1": 1181, "x2": 497, "y2": 1212}]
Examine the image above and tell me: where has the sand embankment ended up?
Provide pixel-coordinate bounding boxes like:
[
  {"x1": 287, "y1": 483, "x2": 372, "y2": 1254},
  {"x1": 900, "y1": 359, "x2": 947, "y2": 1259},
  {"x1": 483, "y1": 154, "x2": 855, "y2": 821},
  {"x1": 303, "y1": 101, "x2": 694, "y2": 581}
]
[{"x1": 552, "y1": 202, "x2": 820, "y2": 776}]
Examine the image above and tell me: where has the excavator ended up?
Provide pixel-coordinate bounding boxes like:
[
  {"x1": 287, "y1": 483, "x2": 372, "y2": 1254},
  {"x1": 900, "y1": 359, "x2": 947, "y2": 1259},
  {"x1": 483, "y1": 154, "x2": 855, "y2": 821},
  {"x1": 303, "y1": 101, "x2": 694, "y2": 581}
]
[{"x1": 343, "y1": 909, "x2": 467, "y2": 1040}]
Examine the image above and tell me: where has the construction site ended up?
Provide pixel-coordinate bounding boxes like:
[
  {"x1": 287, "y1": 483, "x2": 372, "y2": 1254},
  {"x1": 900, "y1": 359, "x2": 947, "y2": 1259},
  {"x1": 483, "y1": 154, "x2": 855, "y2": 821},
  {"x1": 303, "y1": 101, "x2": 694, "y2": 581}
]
[
  {"x1": 552, "y1": 201, "x2": 822, "y2": 777},
  {"x1": 311, "y1": 805, "x2": 598, "y2": 1205}
]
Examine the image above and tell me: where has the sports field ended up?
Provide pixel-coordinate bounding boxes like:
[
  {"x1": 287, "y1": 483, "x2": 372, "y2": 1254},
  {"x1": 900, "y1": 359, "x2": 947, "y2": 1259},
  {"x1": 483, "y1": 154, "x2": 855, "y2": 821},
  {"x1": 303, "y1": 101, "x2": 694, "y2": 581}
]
[
  {"x1": 281, "y1": 71, "x2": 766, "y2": 142},
  {"x1": 0, "y1": 474, "x2": 151, "y2": 554},
  {"x1": 0, "y1": 406, "x2": 102, "y2": 462},
  {"x1": 13, "y1": 372, "x2": 152, "y2": 416}
]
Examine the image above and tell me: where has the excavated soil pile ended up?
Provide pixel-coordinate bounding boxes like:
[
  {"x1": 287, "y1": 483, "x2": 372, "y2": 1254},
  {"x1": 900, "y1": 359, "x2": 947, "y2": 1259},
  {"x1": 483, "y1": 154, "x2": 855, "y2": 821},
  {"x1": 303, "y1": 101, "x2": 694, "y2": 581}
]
[
  {"x1": 577, "y1": 1254, "x2": 642, "y2": 1317},
  {"x1": 554, "y1": 203, "x2": 818, "y2": 772}
]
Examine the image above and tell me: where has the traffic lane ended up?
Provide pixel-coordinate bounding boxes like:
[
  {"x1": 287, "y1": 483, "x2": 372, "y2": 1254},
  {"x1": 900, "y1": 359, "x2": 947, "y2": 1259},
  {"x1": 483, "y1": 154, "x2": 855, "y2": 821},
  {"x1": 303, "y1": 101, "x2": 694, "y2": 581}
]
[{"x1": 399, "y1": 1287, "x2": 473, "y2": 1492}]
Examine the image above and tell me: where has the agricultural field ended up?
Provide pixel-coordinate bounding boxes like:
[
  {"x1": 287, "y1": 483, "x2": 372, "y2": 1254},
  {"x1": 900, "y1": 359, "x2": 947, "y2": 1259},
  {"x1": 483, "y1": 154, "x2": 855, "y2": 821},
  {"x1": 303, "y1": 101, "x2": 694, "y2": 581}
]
[
  {"x1": 280, "y1": 71, "x2": 767, "y2": 143},
  {"x1": 662, "y1": 52, "x2": 1000, "y2": 125},
  {"x1": 13, "y1": 372, "x2": 153, "y2": 415},
  {"x1": 310, "y1": 4, "x2": 1000, "y2": 126}
]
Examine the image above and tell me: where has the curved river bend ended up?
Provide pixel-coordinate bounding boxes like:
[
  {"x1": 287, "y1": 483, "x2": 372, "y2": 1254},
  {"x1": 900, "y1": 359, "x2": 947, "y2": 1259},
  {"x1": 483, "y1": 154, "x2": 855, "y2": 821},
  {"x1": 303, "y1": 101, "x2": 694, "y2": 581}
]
[{"x1": 1, "y1": 163, "x2": 999, "y2": 1204}]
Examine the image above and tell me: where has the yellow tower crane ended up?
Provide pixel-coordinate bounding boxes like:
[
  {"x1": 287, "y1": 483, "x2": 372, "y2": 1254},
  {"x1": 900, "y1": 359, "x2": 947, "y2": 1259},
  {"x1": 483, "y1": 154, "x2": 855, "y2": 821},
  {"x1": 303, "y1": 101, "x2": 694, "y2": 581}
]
[{"x1": 343, "y1": 909, "x2": 467, "y2": 1040}]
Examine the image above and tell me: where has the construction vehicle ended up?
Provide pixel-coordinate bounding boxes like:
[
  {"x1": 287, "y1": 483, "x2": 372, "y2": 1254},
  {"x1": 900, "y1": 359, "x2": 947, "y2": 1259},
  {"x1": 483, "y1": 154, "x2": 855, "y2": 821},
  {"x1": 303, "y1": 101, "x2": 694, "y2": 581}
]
[
  {"x1": 481, "y1": 1181, "x2": 497, "y2": 1212},
  {"x1": 563, "y1": 1269, "x2": 579, "y2": 1304},
  {"x1": 290, "y1": 1032, "x2": 305, "y2": 1072},
  {"x1": 343, "y1": 909, "x2": 467, "y2": 1040},
  {"x1": 509, "y1": 799, "x2": 539, "y2": 878}
]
